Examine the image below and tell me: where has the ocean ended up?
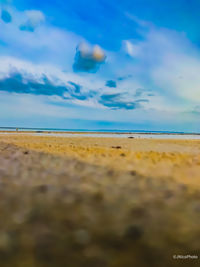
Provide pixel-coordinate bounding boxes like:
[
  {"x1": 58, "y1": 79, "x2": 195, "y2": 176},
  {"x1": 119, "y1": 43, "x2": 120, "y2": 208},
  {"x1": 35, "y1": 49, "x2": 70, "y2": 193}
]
[{"x1": 1, "y1": 127, "x2": 200, "y2": 139}]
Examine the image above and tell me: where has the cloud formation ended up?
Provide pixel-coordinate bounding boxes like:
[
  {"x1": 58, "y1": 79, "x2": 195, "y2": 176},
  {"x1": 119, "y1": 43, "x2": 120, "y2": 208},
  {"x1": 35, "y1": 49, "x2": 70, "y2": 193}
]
[
  {"x1": 0, "y1": 70, "x2": 140, "y2": 110},
  {"x1": 0, "y1": 57, "x2": 146, "y2": 110},
  {"x1": 99, "y1": 93, "x2": 140, "y2": 110},
  {"x1": 0, "y1": 71, "x2": 96, "y2": 102},
  {"x1": 19, "y1": 10, "x2": 45, "y2": 32},
  {"x1": 73, "y1": 43, "x2": 106, "y2": 72}
]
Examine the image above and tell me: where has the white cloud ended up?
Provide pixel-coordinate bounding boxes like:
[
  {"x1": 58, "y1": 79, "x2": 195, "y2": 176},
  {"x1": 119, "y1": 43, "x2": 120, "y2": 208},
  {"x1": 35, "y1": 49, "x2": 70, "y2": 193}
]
[
  {"x1": 122, "y1": 26, "x2": 200, "y2": 112},
  {"x1": 152, "y1": 53, "x2": 200, "y2": 103},
  {"x1": 124, "y1": 40, "x2": 140, "y2": 57},
  {"x1": 19, "y1": 10, "x2": 45, "y2": 32}
]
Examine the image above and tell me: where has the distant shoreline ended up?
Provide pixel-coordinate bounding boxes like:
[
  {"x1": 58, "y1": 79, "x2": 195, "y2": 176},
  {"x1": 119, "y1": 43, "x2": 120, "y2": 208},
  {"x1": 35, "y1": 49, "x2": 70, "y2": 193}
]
[{"x1": 0, "y1": 128, "x2": 200, "y2": 135}]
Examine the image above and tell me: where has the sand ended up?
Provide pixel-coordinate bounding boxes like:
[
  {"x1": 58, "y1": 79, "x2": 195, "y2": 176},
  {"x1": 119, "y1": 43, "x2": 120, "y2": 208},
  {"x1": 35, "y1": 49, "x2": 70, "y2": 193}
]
[{"x1": 0, "y1": 134, "x2": 199, "y2": 266}]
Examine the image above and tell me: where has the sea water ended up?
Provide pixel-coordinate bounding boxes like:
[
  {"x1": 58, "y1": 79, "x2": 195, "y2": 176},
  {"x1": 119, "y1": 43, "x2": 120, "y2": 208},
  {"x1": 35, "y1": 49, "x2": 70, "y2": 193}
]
[{"x1": 1, "y1": 127, "x2": 200, "y2": 139}]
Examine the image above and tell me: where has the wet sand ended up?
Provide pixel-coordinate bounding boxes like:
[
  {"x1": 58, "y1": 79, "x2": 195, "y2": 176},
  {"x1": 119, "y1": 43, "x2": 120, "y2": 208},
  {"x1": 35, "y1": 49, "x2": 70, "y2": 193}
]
[{"x1": 0, "y1": 134, "x2": 199, "y2": 266}]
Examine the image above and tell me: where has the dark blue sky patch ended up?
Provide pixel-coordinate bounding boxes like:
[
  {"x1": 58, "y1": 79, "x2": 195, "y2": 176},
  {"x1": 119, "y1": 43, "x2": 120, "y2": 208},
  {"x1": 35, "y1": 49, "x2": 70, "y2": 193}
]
[
  {"x1": 19, "y1": 23, "x2": 35, "y2": 32},
  {"x1": 106, "y1": 80, "x2": 117, "y2": 88},
  {"x1": 1, "y1": 9, "x2": 12, "y2": 23}
]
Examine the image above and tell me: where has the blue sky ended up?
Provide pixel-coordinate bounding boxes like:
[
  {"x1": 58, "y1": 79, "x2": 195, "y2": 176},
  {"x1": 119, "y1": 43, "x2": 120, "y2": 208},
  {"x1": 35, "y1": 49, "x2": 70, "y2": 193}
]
[{"x1": 0, "y1": 0, "x2": 200, "y2": 131}]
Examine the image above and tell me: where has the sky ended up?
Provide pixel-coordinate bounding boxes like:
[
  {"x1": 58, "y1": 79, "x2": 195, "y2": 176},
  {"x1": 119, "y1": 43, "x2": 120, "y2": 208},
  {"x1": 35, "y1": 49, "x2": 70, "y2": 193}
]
[{"x1": 0, "y1": 0, "x2": 200, "y2": 132}]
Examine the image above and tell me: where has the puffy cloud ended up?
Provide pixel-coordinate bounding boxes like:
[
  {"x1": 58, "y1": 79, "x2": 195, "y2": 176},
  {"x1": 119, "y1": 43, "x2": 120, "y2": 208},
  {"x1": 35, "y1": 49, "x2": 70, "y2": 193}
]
[
  {"x1": 1, "y1": 9, "x2": 12, "y2": 23},
  {"x1": 19, "y1": 10, "x2": 45, "y2": 32},
  {"x1": 105, "y1": 80, "x2": 117, "y2": 88},
  {"x1": 73, "y1": 42, "x2": 106, "y2": 72},
  {"x1": 99, "y1": 93, "x2": 140, "y2": 110}
]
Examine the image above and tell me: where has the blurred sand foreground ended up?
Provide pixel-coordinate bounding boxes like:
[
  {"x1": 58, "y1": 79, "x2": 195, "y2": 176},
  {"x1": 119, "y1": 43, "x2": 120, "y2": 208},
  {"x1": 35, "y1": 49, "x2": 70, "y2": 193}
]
[{"x1": 0, "y1": 134, "x2": 199, "y2": 267}]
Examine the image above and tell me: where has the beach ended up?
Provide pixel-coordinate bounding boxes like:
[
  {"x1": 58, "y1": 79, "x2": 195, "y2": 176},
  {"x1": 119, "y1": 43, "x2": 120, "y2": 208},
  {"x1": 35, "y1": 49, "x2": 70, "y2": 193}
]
[{"x1": 0, "y1": 133, "x2": 199, "y2": 266}]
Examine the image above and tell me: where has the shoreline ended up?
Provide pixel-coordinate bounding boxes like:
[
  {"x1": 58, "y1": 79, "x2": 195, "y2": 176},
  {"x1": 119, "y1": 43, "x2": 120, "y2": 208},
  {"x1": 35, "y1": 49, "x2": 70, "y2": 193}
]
[
  {"x1": 1, "y1": 131, "x2": 200, "y2": 140},
  {"x1": 1, "y1": 129, "x2": 200, "y2": 135}
]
